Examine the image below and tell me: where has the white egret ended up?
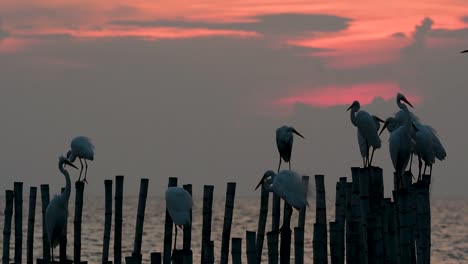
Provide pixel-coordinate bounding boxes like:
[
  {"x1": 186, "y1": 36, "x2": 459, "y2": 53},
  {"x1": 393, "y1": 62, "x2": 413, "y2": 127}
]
[
  {"x1": 347, "y1": 101, "x2": 382, "y2": 167},
  {"x1": 276, "y1": 126, "x2": 305, "y2": 173},
  {"x1": 45, "y1": 156, "x2": 78, "y2": 261},
  {"x1": 357, "y1": 115, "x2": 385, "y2": 167},
  {"x1": 380, "y1": 93, "x2": 414, "y2": 188},
  {"x1": 165, "y1": 187, "x2": 193, "y2": 250},
  {"x1": 66, "y1": 136, "x2": 94, "y2": 183},
  {"x1": 255, "y1": 170, "x2": 309, "y2": 230}
]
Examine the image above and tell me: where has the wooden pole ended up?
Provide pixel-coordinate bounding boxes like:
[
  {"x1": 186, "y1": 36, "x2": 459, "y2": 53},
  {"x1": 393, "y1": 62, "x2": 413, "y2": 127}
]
[
  {"x1": 204, "y1": 241, "x2": 215, "y2": 264},
  {"x1": 131, "y1": 178, "x2": 149, "y2": 263},
  {"x1": 382, "y1": 198, "x2": 395, "y2": 264},
  {"x1": 201, "y1": 185, "x2": 214, "y2": 264},
  {"x1": 345, "y1": 182, "x2": 354, "y2": 264},
  {"x1": 220, "y1": 182, "x2": 236, "y2": 264},
  {"x1": 279, "y1": 202, "x2": 292, "y2": 264},
  {"x1": 114, "y1": 175, "x2": 124, "y2": 264},
  {"x1": 329, "y1": 221, "x2": 338, "y2": 264},
  {"x1": 271, "y1": 179, "x2": 281, "y2": 264},
  {"x1": 350, "y1": 168, "x2": 363, "y2": 264},
  {"x1": 416, "y1": 175, "x2": 431, "y2": 264},
  {"x1": 14, "y1": 182, "x2": 23, "y2": 264},
  {"x1": 231, "y1": 238, "x2": 242, "y2": 264},
  {"x1": 40, "y1": 185, "x2": 50, "y2": 263},
  {"x1": 397, "y1": 188, "x2": 411, "y2": 264},
  {"x1": 313, "y1": 174, "x2": 327, "y2": 264},
  {"x1": 26, "y1": 187, "x2": 37, "y2": 264},
  {"x1": 294, "y1": 227, "x2": 304, "y2": 264},
  {"x1": 150, "y1": 252, "x2": 161, "y2": 264},
  {"x1": 256, "y1": 182, "x2": 269, "y2": 264},
  {"x1": 246, "y1": 231, "x2": 257, "y2": 264},
  {"x1": 335, "y1": 177, "x2": 346, "y2": 264},
  {"x1": 102, "y1": 180, "x2": 113, "y2": 264},
  {"x1": 163, "y1": 177, "x2": 178, "y2": 264},
  {"x1": 2, "y1": 190, "x2": 14, "y2": 264},
  {"x1": 392, "y1": 191, "x2": 401, "y2": 264},
  {"x1": 171, "y1": 249, "x2": 183, "y2": 264},
  {"x1": 266, "y1": 231, "x2": 278, "y2": 264},
  {"x1": 345, "y1": 221, "x2": 360, "y2": 264},
  {"x1": 182, "y1": 184, "x2": 193, "y2": 262},
  {"x1": 358, "y1": 168, "x2": 370, "y2": 264},
  {"x1": 74, "y1": 181, "x2": 85, "y2": 264},
  {"x1": 59, "y1": 188, "x2": 67, "y2": 263}
]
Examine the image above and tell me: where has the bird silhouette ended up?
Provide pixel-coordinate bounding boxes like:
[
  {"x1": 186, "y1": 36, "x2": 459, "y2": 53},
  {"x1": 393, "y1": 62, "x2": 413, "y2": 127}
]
[
  {"x1": 45, "y1": 156, "x2": 78, "y2": 262},
  {"x1": 347, "y1": 101, "x2": 382, "y2": 167},
  {"x1": 165, "y1": 187, "x2": 193, "y2": 251},
  {"x1": 66, "y1": 136, "x2": 94, "y2": 183},
  {"x1": 276, "y1": 126, "x2": 305, "y2": 172}
]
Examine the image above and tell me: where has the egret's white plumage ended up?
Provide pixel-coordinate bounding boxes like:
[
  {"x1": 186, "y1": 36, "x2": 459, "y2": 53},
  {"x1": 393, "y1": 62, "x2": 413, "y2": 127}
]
[
  {"x1": 67, "y1": 136, "x2": 94, "y2": 183},
  {"x1": 276, "y1": 126, "x2": 305, "y2": 172},
  {"x1": 45, "y1": 156, "x2": 78, "y2": 261},
  {"x1": 255, "y1": 170, "x2": 309, "y2": 210},
  {"x1": 348, "y1": 101, "x2": 382, "y2": 167},
  {"x1": 165, "y1": 187, "x2": 193, "y2": 250}
]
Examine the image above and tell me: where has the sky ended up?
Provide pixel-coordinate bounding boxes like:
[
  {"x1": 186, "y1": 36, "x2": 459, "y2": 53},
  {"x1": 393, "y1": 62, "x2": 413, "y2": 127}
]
[{"x1": 1, "y1": 0, "x2": 468, "y2": 199}]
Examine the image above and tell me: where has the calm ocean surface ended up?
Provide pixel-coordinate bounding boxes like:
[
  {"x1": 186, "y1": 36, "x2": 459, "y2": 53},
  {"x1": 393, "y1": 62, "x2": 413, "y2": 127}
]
[{"x1": 1, "y1": 195, "x2": 467, "y2": 263}]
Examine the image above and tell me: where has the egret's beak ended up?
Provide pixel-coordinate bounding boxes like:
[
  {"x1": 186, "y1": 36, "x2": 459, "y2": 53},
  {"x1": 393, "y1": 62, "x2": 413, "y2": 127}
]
[
  {"x1": 379, "y1": 122, "x2": 388, "y2": 136},
  {"x1": 402, "y1": 97, "x2": 414, "y2": 108},
  {"x1": 375, "y1": 116, "x2": 385, "y2": 123},
  {"x1": 292, "y1": 128, "x2": 305, "y2": 139},
  {"x1": 412, "y1": 123, "x2": 419, "y2": 131},
  {"x1": 65, "y1": 160, "x2": 78, "y2": 169},
  {"x1": 255, "y1": 174, "x2": 268, "y2": 190},
  {"x1": 346, "y1": 104, "x2": 353, "y2": 111},
  {"x1": 461, "y1": 50, "x2": 468, "y2": 53}
]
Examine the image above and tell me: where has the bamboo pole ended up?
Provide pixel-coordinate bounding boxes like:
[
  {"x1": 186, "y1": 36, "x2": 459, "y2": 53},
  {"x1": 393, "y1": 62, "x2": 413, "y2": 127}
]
[
  {"x1": 203, "y1": 241, "x2": 215, "y2": 264},
  {"x1": 313, "y1": 174, "x2": 327, "y2": 264},
  {"x1": 114, "y1": 175, "x2": 124, "y2": 264},
  {"x1": 59, "y1": 188, "x2": 67, "y2": 263},
  {"x1": 416, "y1": 175, "x2": 431, "y2": 264},
  {"x1": 256, "y1": 181, "x2": 269, "y2": 264},
  {"x1": 335, "y1": 177, "x2": 346, "y2": 264},
  {"x1": 392, "y1": 191, "x2": 401, "y2": 264},
  {"x1": 14, "y1": 182, "x2": 23, "y2": 264},
  {"x1": 182, "y1": 184, "x2": 193, "y2": 261},
  {"x1": 74, "y1": 181, "x2": 85, "y2": 264},
  {"x1": 231, "y1": 238, "x2": 242, "y2": 264},
  {"x1": 345, "y1": 221, "x2": 360, "y2": 264},
  {"x1": 220, "y1": 182, "x2": 237, "y2": 264},
  {"x1": 382, "y1": 199, "x2": 392, "y2": 264},
  {"x1": 246, "y1": 231, "x2": 257, "y2": 264},
  {"x1": 280, "y1": 201, "x2": 293, "y2": 264},
  {"x1": 163, "y1": 177, "x2": 178, "y2": 264},
  {"x1": 102, "y1": 180, "x2": 113, "y2": 264},
  {"x1": 397, "y1": 188, "x2": 411, "y2": 264},
  {"x1": 150, "y1": 252, "x2": 161, "y2": 264},
  {"x1": 40, "y1": 184, "x2": 50, "y2": 263},
  {"x1": 408, "y1": 184, "x2": 417, "y2": 264},
  {"x1": 329, "y1": 221, "x2": 338, "y2": 264},
  {"x1": 2, "y1": 190, "x2": 14, "y2": 264},
  {"x1": 271, "y1": 180, "x2": 281, "y2": 264},
  {"x1": 294, "y1": 227, "x2": 304, "y2": 264},
  {"x1": 359, "y1": 168, "x2": 370, "y2": 264},
  {"x1": 201, "y1": 185, "x2": 214, "y2": 263},
  {"x1": 130, "y1": 178, "x2": 149, "y2": 264},
  {"x1": 172, "y1": 249, "x2": 183, "y2": 264},
  {"x1": 266, "y1": 231, "x2": 278, "y2": 264},
  {"x1": 26, "y1": 187, "x2": 37, "y2": 264},
  {"x1": 345, "y1": 182, "x2": 353, "y2": 264}
]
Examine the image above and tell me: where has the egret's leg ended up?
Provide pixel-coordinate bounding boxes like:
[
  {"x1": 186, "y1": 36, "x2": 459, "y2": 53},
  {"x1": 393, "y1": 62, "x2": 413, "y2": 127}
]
[
  {"x1": 365, "y1": 141, "x2": 369, "y2": 168},
  {"x1": 409, "y1": 153, "x2": 413, "y2": 172},
  {"x1": 429, "y1": 164, "x2": 433, "y2": 176},
  {"x1": 418, "y1": 156, "x2": 423, "y2": 181},
  {"x1": 78, "y1": 158, "x2": 84, "y2": 181},
  {"x1": 82, "y1": 159, "x2": 89, "y2": 184},
  {"x1": 51, "y1": 246, "x2": 54, "y2": 262},
  {"x1": 173, "y1": 224, "x2": 178, "y2": 251},
  {"x1": 423, "y1": 163, "x2": 427, "y2": 176},
  {"x1": 277, "y1": 156, "x2": 282, "y2": 173},
  {"x1": 363, "y1": 158, "x2": 366, "y2": 168},
  {"x1": 369, "y1": 148, "x2": 376, "y2": 167},
  {"x1": 289, "y1": 161, "x2": 291, "y2": 171}
]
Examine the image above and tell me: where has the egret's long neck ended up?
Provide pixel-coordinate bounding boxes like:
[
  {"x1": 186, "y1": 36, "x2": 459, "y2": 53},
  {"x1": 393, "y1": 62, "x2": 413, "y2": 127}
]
[
  {"x1": 59, "y1": 164, "x2": 71, "y2": 202},
  {"x1": 350, "y1": 107, "x2": 358, "y2": 126},
  {"x1": 401, "y1": 105, "x2": 411, "y2": 131}
]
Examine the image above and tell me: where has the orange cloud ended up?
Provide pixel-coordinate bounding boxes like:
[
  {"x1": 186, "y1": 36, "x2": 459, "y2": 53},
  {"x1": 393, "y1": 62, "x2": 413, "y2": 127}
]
[{"x1": 275, "y1": 82, "x2": 422, "y2": 108}]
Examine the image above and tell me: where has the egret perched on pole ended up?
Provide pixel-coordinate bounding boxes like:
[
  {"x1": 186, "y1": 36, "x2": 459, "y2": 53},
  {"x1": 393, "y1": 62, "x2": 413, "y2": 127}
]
[
  {"x1": 347, "y1": 101, "x2": 382, "y2": 167},
  {"x1": 380, "y1": 93, "x2": 414, "y2": 188},
  {"x1": 276, "y1": 126, "x2": 305, "y2": 172},
  {"x1": 357, "y1": 115, "x2": 385, "y2": 167},
  {"x1": 66, "y1": 136, "x2": 94, "y2": 183},
  {"x1": 45, "y1": 156, "x2": 78, "y2": 261},
  {"x1": 165, "y1": 187, "x2": 193, "y2": 251},
  {"x1": 255, "y1": 170, "x2": 309, "y2": 229}
]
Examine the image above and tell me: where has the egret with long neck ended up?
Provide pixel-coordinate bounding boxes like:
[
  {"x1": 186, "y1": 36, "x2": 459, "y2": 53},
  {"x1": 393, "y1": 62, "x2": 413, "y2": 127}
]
[{"x1": 45, "y1": 156, "x2": 78, "y2": 261}]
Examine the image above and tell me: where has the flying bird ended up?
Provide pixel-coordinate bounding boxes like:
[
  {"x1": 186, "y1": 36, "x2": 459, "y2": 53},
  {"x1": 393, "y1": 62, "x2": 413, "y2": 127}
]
[
  {"x1": 66, "y1": 136, "x2": 94, "y2": 183},
  {"x1": 255, "y1": 170, "x2": 309, "y2": 229},
  {"x1": 276, "y1": 126, "x2": 305, "y2": 173},
  {"x1": 347, "y1": 101, "x2": 382, "y2": 167},
  {"x1": 380, "y1": 93, "x2": 414, "y2": 188},
  {"x1": 45, "y1": 156, "x2": 78, "y2": 261},
  {"x1": 165, "y1": 187, "x2": 193, "y2": 251}
]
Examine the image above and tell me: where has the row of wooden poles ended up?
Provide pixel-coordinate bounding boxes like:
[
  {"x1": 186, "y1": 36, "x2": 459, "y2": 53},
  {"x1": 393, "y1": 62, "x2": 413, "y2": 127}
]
[{"x1": 2, "y1": 168, "x2": 431, "y2": 264}]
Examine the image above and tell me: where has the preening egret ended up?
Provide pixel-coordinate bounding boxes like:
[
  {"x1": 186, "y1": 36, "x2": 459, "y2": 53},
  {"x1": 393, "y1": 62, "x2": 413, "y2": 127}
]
[
  {"x1": 347, "y1": 101, "x2": 382, "y2": 167},
  {"x1": 165, "y1": 187, "x2": 193, "y2": 250},
  {"x1": 66, "y1": 136, "x2": 94, "y2": 183},
  {"x1": 357, "y1": 115, "x2": 385, "y2": 167},
  {"x1": 255, "y1": 170, "x2": 309, "y2": 227},
  {"x1": 45, "y1": 156, "x2": 78, "y2": 261},
  {"x1": 276, "y1": 126, "x2": 305, "y2": 172},
  {"x1": 380, "y1": 93, "x2": 414, "y2": 188}
]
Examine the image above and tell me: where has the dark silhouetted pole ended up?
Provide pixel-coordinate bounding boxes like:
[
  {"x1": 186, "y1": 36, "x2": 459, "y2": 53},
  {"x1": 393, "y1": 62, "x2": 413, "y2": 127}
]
[
  {"x1": 313, "y1": 175, "x2": 327, "y2": 264},
  {"x1": 102, "y1": 180, "x2": 113, "y2": 264},
  {"x1": 163, "y1": 177, "x2": 177, "y2": 264},
  {"x1": 201, "y1": 185, "x2": 214, "y2": 263},
  {"x1": 231, "y1": 238, "x2": 242, "y2": 264},
  {"x1": 74, "y1": 181, "x2": 85, "y2": 264},
  {"x1": 266, "y1": 231, "x2": 278, "y2": 264},
  {"x1": 220, "y1": 182, "x2": 236, "y2": 264},
  {"x1": 40, "y1": 185, "x2": 50, "y2": 263},
  {"x1": 14, "y1": 182, "x2": 23, "y2": 264},
  {"x1": 26, "y1": 187, "x2": 37, "y2": 264},
  {"x1": 2, "y1": 190, "x2": 14, "y2": 264},
  {"x1": 150, "y1": 252, "x2": 161, "y2": 264},
  {"x1": 183, "y1": 184, "x2": 193, "y2": 264},
  {"x1": 114, "y1": 175, "x2": 124, "y2": 264},
  {"x1": 256, "y1": 183, "x2": 269, "y2": 263},
  {"x1": 246, "y1": 231, "x2": 257, "y2": 264}
]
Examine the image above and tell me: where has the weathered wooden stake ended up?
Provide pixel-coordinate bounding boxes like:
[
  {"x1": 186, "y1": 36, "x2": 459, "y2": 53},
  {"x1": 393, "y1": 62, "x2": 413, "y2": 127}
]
[
  {"x1": 358, "y1": 168, "x2": 370, "y2": 264},
  {"x1": 313, "y1": 174, "x2": 327, "y2": 264},
  {"x1": 202, "y1": 241, "x2": 215, "y2": 264},
  {"x1": 26, "y1": 187, "x2": 37, "y2": 264},
  {"x1": 201, "y1": 185, "x2": 214, "y2": 264},
  {"x1": 294, "y1": 227, "x2": 304, "y2": 264},
  {"x1": 74, "y1": 181, "x2": 86, "y2": 264},
  {"x1": 14, "y1": 182, "x2": 23, "y2": 264},
  {"x1": 131, "y1": 178, "x2": 149, "y2": 263},
  {"x1": 2, "y1": 190, "x2": 14, "y2": 264},
  {"x1": 345, "y1": 182, "x2": 355, "y2": 264},
  {"x1": 345, "y1": 221, "x2": 360, "y2": 264},
  {"x1": 271, "y1": 185, "x2": 281, "y2": 264},
  {"x1": 114, "y1": 175, "x2": 124, "y2": 264},
  {"x1": 40, "y1": 185, "x2": 50, "y2": 263},
  {"x1": 59, "y1": 188, "x2": 67, "y2": 263},
  {"x1": 102, "y1": 180, "x2": 113, "y2": 264},
  {"x1": 256, "y1": 182, "x2": 269, "y2": 264},
  {"x1": 329, "y1": 221, "x2": 339, "y2": 264},
  {"x1": 231, "y1": 238, "x2": 242, "y2": 264},
  {"x1": 266, "y1": 231, "x2": 278, "y2": 264},
  {"x1": 183, "y1": 183, "x2": 193, "y2": 263},
  {"x1": 416, "y1": 175, "x2": 431, "y2": 264},
  {"x1": 220, "y1": 182, "x2": 236, "y2": 264},
  {"x1": 398, "y1": 188, "x2": 411, "y2": 264},
  {"x1": 279, "y1": 202, "x2": 292, "y2": 264},
  {"x1": 171, "y1": 249, "x2": 184, "y2": 264},
  {"x1": 163, "y1": 177, "x2": 178, "y2": 264},
  {"x1": 335, "y1": 177, "x2": 346, "y2": 264},
  {"x1": 246, "y1": 231, "x2": 257, "y2": 264},
  {"x1": 150, "y1": 252, "x2": 161, "y2": 264}
]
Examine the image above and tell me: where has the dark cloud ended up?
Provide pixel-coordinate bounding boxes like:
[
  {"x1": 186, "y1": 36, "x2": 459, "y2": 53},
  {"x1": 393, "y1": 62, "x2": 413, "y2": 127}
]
[
  {"x1": 461, "y1": 15, "x2": 468, "y2": 24},
  {"x1": 0, "y1": 18, "x2": 9, "y2": 40},
  {"x1": 401, "y1": 17, "x2": 433, "y2": 56},
  {"x1": 110, "y1": 13, "x2": 352, "y2": 35},
  {"x1": 391, "y1": 32, "x2": 406, "y2": 38}
]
